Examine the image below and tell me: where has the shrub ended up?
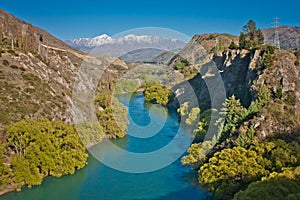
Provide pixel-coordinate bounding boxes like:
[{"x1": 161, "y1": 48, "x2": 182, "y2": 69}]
[
  {"x1": 10, "y1": 65, "x2": 18, "y2": 70},
  {"x1": 229, "y1": 41, "x2": 239, "y2": 49},
  {"x1": 2, "y1": 60, "x2": 9, "y2": 66}
]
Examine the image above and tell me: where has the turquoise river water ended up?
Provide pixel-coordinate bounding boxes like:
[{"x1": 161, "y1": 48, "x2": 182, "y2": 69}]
[{"x1": 0, "y1": 94, "x2": 209, "y2": 200}]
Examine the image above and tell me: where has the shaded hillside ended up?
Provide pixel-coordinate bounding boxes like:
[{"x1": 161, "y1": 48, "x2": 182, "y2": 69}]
[{"x1": 262, "y1": 26, "x2": 300, "y2": 50}]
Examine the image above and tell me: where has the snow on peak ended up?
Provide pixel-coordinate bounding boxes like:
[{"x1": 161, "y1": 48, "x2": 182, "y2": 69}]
[{"x1": 66, "y1": 34, "x2": 186, "y2": 53}]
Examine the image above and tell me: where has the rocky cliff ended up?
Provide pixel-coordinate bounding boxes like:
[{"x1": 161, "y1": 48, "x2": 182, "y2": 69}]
[{"x1": 171, "y1": 45, "x2": 300, "y2": 137}]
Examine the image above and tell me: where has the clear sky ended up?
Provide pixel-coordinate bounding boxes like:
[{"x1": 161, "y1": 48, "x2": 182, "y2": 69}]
[{"x1": 1, "y1": 0, "x2": 299, "y2": 40}]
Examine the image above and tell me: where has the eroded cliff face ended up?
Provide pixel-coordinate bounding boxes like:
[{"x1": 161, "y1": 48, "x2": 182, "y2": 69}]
[
  {"x1": 171, "y1": 47, "x2": 300, "y2": 138},
  {"x1": 171, "y1": 49, "x2": 261, "y2": 110}
]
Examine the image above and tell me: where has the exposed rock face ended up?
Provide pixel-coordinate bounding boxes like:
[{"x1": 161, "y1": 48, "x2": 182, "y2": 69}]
[
  {"x1": 171, "y1": 49, "x2": 261, "y2": 110},
  {"x1": 171, "y1": 46, "x2": 300, "y2": 138},
  {"x1": 168, "y1": 33, "x2": 238, "y2": 67},
  {"x1": 251, "y1": 50, "x2": 300, "y2": 138}
]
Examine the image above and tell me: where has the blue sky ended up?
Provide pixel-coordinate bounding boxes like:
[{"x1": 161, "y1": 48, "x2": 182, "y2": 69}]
[{"x1": 1, "y1": 0, "x2": 299, "y2": 40}]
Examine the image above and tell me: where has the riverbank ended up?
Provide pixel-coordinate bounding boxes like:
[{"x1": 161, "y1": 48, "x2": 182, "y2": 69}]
[{"x1": 0, "y1": 93, "x2": 206, "y2": 200}]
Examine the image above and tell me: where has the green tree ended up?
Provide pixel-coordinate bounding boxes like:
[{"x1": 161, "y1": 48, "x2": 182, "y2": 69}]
[
  {"x1": 239, "y1": 20, "x2": 264, "y2": 49},
  {"x1": 234, "y1": 166, "x2": 300, "y2": 200},
  {"x1": 239, "y1": 32, "x2": 247, "y2": 49},
  {"x1": 181, "y1": 141, "x2": 212, "y2": 167},
  {"x1": 256, "y1": 29, "x2": 264, "y2": 45},
  {"x1": 229, "y1": 41, "x2": 239, "y2": 49},
  {"x1": 199, "y1": 146, "x2": 268, "y2": 199},
  {"x1": 243, "y1": 20, "x2": 257, "y2": 40},
  {"x1": 185, "y1": 107, "x2": 200, "y2": 125},
  {"x1": 219, "y1": 95, "x2": 248, "y2": 143},
  {"x1": 177, "y1": 102, "x2": 189, "y2": 117},
  {"x1": 5, "y1": 119, "x2": 88, "y2": 190},
  {"x1": 144, "y1": 84, "x2": 173, "y2": 105}
]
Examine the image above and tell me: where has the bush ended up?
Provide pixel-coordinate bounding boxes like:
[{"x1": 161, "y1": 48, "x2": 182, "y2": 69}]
[
  {"x1": 4, "y1": 118, "x2": 88, "y2": 189},
  {"x1": 144, "y1": 84, "x2": 173, "y2": 105},
  {"x1": 229, "y1": 41, "x2": 239, "y2": 49},
  {"x1": 10, "y1": 65, "x2": 18, "y2": 70},
  {"x1": 2, "y1": 60, "x2": 9, "y2": 66}
]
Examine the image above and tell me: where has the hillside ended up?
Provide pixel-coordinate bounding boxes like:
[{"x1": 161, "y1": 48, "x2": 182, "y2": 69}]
[
  {"x1": 262, "y1": 26, "x2": 300, "y2": 50},
  {"x1": 172, "y1": 27, "x2": 300, "y2": 199},
  {"x1": 0, "y1": 8, "x2": 129, "y2": 129},
  {"x1": 0, "y1": 9, "x2": 131, "y2": 194}
]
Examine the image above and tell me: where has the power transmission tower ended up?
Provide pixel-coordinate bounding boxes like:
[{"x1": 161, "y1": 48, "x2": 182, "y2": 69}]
[
  {"x1": 273, "y1": 17, "x2": 280, "y2": 49},
  {"x1": 215, "y1": 37, "x2": 219, "y2": 52}
]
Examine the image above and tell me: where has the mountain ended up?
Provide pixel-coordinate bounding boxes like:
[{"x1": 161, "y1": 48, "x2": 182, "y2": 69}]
[
  {"x1": 66, "y1": 34, "x2": 186, "y2": 62},
  {"x1": 262, "y1": 26, "x2": 300, "y2": 50}
]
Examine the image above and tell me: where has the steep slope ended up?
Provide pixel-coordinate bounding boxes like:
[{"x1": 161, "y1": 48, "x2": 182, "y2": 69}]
[
  {"x1": 262, "y1": 26, "x2": 300, "y2": 50},
  {"x1": 175, "y1": 33, "x2": 300, "y2": 199},
  {"x1": 0, "y1": 9, "x2": 129, "y2": 131}
]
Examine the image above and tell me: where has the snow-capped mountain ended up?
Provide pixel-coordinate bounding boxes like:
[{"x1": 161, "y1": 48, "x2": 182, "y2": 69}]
[{"x1": 65, "y1": 34, "x2": 186, "y2": 62}]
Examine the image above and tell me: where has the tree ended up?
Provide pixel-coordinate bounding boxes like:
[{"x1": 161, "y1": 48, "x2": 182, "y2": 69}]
[
  {"x1": 185, "y1": 107, "x2": 200, "y2": 125},
  {"x1": 199, "y1": 146, "x2": 268, "y2": 199},
  {"x1": 5, "y1": 118, "x2": 88, "y2": 190},
  {"x1": 239, "y1": 20, "x2": 264, "y2": 49},
  {"x1": 234, "y1": 166, "x2": 300, "y2": 200},
  {"x1": 256, "y1": 29, "x2": 264, "y2": 45},
  {"x1": 239, "y1": 33, "x2": 247, "y2": 49},
  {"x1": 144, "y1": 84, "x2": 173, "y2": 105},
  {"x1": 219, "y1": 95, "x2": 248, "y2": 143},
  {"x1": 181, "y1": 141, "x2": 212, "y2": 167},
  {"x1": 229, "y1": 41, "x2": 239, "y2": 49},
  {"x1": 243, "y1": 20, "x2": 257, "y2": 40},
  {"x1": 177, "y1": 102, "x2": 189, "y2": 117}
]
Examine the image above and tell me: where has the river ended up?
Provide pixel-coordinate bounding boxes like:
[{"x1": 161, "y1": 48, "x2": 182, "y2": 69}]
[{"x1": 0, "y1": 94, "x2": 209, "y2": 200}]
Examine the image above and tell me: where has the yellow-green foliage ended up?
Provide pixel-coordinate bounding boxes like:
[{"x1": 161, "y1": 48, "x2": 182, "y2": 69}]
[
  {"x1": 177, "y1": 102, "x2": 189, "y2": 117},
  {"x1": 3, "y1": 118, "x2": 88, "y2": 190},
  {"x1": 115, "y1": 79, "x2": 138, "y2": 94},
  {"x1": 185, "y1": 107, "x2": 200, "y2": 125},
  {"x1": 219, "y1": 95, "x2": 248, "y2": 143},
  {"x1": 144, "y1": 84, "x2": 173, "y2": 106},
  {"x1": 96, "y1": 97, "x2": 128, "y2": 139},
  {"x1": 199, "y1": 139, "x2": 300, "y2": 199},
  {"x1": 75, "y1": 121, "x2": 104, "y2": 147},
  {"x1": 199, "y1": 146, "x2": 269, "y2": 199},
  {"x1": 181, "y1": 141, "x2": 212, "y2": 167},
  {"x1": 234, "y1": 166, "x2": 300, "y2": 200}
]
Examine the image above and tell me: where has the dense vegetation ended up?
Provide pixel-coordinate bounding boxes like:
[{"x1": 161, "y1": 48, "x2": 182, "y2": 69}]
[
  {"x1": 239, "y1": 20, "x2": 264, "y2": 50},
  {"x1": 182, "y1": 82, "x2": 300, "y2": 199},
  {"x1": 174, "y1": 58, "x2": 198, "y2": 80},
  {"x1": 95, "y1": 88, "x2": 129, "y2": 139},
  {"x1": 144, "y1": 84, "x2": 173, "y2": 106},
  {"x1": 0, "y1": 118, "x2": 88, "y2": 192}
]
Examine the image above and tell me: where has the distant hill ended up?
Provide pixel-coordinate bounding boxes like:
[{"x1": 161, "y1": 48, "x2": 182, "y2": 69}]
[{"x1": 262, "y1": 26, "x2": 300, "y2": 50}]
